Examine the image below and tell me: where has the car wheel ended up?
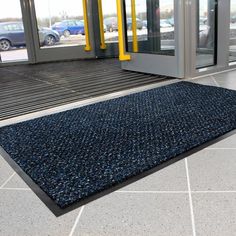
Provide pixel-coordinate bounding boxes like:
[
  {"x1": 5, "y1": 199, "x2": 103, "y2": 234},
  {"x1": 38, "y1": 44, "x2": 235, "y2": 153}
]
[
  {"x1": 44, "y1": 35, "x2": 56, "y2": 46},
  {"x1": 0, "y1": 39, "x2": 11, "y2": 51},
  {"x1": 63, "y1": 30, "x2": 70, "y2": 37}
]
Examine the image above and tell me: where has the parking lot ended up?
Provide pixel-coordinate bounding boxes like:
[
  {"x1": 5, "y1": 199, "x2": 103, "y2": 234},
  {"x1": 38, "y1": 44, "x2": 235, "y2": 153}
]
[{"x1": 0, "y1": 28, "x2": 176, "y2": 62}]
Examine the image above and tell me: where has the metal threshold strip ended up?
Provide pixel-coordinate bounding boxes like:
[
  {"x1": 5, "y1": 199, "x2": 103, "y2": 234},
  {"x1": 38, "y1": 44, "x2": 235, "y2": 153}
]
[{"x1": 0, "y1": 59, "x2": 174, "y2": 121}]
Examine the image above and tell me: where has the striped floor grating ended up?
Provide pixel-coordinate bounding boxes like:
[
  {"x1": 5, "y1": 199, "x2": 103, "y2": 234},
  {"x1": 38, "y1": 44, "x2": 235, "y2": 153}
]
[{"x1": 0, "y1": 59, "x2": 174, "y2": 121}]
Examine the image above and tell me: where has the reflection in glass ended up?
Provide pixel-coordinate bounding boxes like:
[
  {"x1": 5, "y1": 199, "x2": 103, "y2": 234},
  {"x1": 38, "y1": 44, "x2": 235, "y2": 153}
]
[
  {"x1": 0, "y1": 0, "x2": 28, "y2": 62},
  {"x1": 34, "y1": 0, "x2": 86, "y2": 49},
  {"x1": 229, "y1": 0, "x2": 236, "y2": 62},
  {"x1": 196, "y1": 0, "x2": 217, "y2": 69},
  {"x1": 125, "y1": 0, "x2": 175, "y2": 55}
]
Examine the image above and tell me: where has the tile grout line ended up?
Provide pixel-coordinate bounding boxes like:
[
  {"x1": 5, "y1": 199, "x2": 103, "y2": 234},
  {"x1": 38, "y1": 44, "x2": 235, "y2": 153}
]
[
  {"x1": 206, "y1": 148, "x2": 236, "y2": 150},
  {"x1": 210, "y1": 75, "x2": 220, "y2": 87},
  {"x1": 69, "y1": 206, "x2": 85, "y2": 236},
  {"x1": 192, "y1": 191, "x2": 236, "y2": 193},
  {"x1": 117, "y1": 190, "x2": 236, "y2": 194},
  {"x1": 0, "y1": 188, "x2": 236, "y2": 193},
  {"x1": 117, "y1": 190, "x2": 188, "y2": 193},
  {"x1": 0, "y1": 187, "x2": 31, "y2": 191},
  {"x1": 0, "y1": 172, "x2": 15, "y2": 189},
  {"x1": 185, "y1": 158, "x2": 197, "y2": 236}
]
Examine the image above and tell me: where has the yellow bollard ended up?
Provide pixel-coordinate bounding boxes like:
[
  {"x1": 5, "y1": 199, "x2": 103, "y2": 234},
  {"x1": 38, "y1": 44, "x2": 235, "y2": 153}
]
[
  {"x1": 131, "y1": 0, "x2": 138, "y2": 52},
  {"x1": 82, "y1": 0, "x2": 92, "y2": 51},
  {"x1": 116, "y1": 0, "x2": 131, "y2": 61},
  {"x1": 98, "y1": 0, "x2": 107, "y2": 50}
]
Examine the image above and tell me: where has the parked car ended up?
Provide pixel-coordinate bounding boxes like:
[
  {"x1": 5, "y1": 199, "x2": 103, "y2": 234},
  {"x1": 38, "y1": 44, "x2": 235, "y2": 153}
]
[
  {"x1": 230, "y1": 23, "x2": 236, "y2": 39},
  {"x1": 52, "y1": 20, "x2": 85, "y2": 37},
  {"x1": 0, "y1": 22, "x2": 60, "y2": 51},
  {"x1": 198, "y1": 17, "x2": 211, "y2": 48},
  {"x1": 199, "y1": 17, "x2": 207, "y2": 25},
  {"x1": 126, "y1": 18, "x2": 143, "y2": 30},
  {"x1": 160, "y1": 19, "x2": 172, "y2": 28},
  {"x1": 103, "y1": 24, "x2": 107, "y2": 32},
  {"x1": 167, "y1": 17, "x2": 174, "y2": 26},
  {"x1": 104, "y1": 17, "x2": 118, "y2": 32},
  {"x1": 80, "y1": 19, "x2": 107, "y2": 33},
  {"x1": 231, "y1": 15, "x2": 236, "y2": 23},
  {"x1": 199, "y1": 24, "x2": 216, "y2": 48},
  {"x1": 142, "y1": 18, "x2": 174, "y2": 40},
  {"x1": 142, "y1": 20, "x2": 147, "y2": 28},
  {"x1": 142, "y1": 19, "x2": 173, "y2": 29}
]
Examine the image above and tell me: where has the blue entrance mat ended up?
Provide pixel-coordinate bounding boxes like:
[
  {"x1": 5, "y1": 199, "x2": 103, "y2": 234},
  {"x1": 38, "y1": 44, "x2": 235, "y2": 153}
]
[{"x1": 1, "y1": 81, "x2": 236, "y2": 210}]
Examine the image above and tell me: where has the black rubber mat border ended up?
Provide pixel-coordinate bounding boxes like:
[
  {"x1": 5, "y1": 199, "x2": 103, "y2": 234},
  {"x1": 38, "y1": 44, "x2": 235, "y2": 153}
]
[{"x1": 1, "y1": 129, "x2": 235, "y2": 217}]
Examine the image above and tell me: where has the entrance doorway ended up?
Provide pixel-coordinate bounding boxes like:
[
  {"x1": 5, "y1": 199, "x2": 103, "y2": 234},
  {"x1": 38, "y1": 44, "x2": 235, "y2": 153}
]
[{"x1": 1, "y1": 1, "x2": 236, "y2": 79}]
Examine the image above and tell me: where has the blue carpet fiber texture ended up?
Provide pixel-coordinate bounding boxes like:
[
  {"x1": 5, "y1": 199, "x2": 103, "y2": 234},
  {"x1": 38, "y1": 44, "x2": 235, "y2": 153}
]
[{"x1": 1, "y1": 81, "x2": 236, "y2": 208}]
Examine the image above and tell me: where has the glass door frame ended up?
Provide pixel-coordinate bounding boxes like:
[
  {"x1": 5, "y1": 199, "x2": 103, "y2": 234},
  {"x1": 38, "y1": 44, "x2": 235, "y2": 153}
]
[
  {"x1": 91, "y1": 1, "x2": 119, "y2": 58},
  {"x1": 119, "y1": 0, "x2": 185, "y2": 78},
  {"x1": 185, "y1": 0, "x2": 236, "y2": 78},
  {"x1": 26, "y1": 0, "x2": 97, "y2": 63},
  {"x1": 0, "y1": 0, "x2": 36, "y2": 67},
  {"x1": 0, "y1": 0, "x2": 120, "y2": 66}
]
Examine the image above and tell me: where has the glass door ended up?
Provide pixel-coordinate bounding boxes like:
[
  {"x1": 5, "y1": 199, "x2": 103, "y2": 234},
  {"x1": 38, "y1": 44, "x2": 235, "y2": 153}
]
[
  {"x1": 186, "y1": 0, "x2": 236, "y2": 78},
  {"x1": 29, "y1": 0, "x2": 96, "y2": 62},
  {"x1": 91, "y1": 0, "x2": 120, "y2": 58},
  {"x1": 196, "y1": 0, "x2": 217, "y2": 69},
  {"x1": 0, "y1": 0, "x2": 29, "y2": 63},
  {"x1": 118, "y1": 0, "x2": 185, "y2": 78},
  {"x1": 229, "y1": 0, "x2": 236, "y2": 62}
]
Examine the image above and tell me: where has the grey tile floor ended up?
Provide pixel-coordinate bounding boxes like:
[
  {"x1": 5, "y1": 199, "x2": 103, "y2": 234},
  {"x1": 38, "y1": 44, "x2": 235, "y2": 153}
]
[{"x1": 1, "y1": 70, "x2": 236, "y2": 236}]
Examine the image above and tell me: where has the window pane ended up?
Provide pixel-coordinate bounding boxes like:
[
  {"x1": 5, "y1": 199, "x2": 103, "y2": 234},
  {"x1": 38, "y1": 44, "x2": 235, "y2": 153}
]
[
  {"x1": 34, "y1": 0, "x2": 86, "y2": 49},
  {"x1": 229, "y1": 0, "x2": 236, "y2": 62},
  {"x1": 102, "y1": 0, "x2": 118, "y2": 44},
  {"x1": 196, "y1": 0, "x2": 217, "y2": 69},
  {"x1": 0, "y1": 0, "x2": 28, "y2": 63},
  {"x1": 125, "y1": 0, "x2": 175, "y2": 56}
]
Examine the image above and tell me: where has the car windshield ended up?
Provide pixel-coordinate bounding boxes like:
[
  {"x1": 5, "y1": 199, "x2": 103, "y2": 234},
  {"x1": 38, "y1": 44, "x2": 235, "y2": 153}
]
[
  {"x1": 160, "y1": 20, "x2": 171, "y2": 27},
  {"x1": 104, "y1": 17, "x2": 117, "y2": 23},
  {"x1": 54, "y1": 22, "x2": 62, "y2": 26},
  {"x1": 160, "y1": 20, "x2": 168, "y2": 24},
  {"x1": 200, "y1": 18, "x2": 207, "y2": 25},
  {"x1": 76, "y1": 21, "x2": 84, "y2": 26},
  {"x1": 168, "y1": 18, "x2": 174, "y2": 25},
  {"x1": 127, "y1": 18, "x2": 141, "y2": 23}
]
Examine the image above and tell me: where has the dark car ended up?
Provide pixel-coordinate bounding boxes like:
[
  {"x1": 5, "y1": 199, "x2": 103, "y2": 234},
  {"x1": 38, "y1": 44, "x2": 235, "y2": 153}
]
[
  {"x1": 51, "y1": 20, "x2": 84, "y2": 37},
  {"x1": 126, "y1": 18, "x2": 143, "y2": 30},
  {"x1": 0, "y1": 22, "x2": 60, "y2": 51},
  {"x1": 143, "y1": 19, "x2": 173, "y2": 29},
  {"x1": 231, "y1": 15, "x2": 236, "y2": 23},
  {"x1": 142, "y1": 20, "x2": 147, "y2": 28},
  {"x1": 104, "y1": 17, "x2": 118, "y2": 32},
  {"x1": 167, "y1": 17, "x2": 174, "y2": 26}
]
